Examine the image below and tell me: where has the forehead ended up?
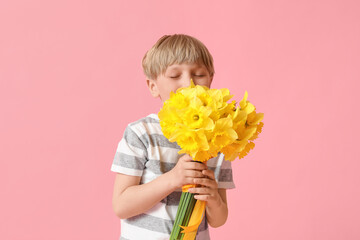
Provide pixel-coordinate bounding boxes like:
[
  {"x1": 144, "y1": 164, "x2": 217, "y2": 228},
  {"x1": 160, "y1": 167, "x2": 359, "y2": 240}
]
[{"x1": 165, "y1": 62, "x2": 207, "y2": 72}]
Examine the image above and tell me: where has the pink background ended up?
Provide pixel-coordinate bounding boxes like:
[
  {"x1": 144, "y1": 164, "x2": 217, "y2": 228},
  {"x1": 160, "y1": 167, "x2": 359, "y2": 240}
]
[{"x1": 1, "y1": 0, "x2": 359, "y2": 239}]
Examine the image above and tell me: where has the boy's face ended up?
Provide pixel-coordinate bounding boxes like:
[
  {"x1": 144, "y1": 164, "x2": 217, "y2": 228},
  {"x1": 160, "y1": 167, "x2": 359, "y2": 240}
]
[{"x1": 147, "y1": 62, "x2": 213, "y2": 102}]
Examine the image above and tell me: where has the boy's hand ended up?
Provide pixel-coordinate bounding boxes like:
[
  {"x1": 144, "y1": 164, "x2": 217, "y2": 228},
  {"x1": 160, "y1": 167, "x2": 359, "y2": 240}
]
[
  {"x1": 168, "y1": 154, "x2": 208, "y2": 189},
  {"x1": 188, "y1": 169, "x2": 222, "y2": 209}
]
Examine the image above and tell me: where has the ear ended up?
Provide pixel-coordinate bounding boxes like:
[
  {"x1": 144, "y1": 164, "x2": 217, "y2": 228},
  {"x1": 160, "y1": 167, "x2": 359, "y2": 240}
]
[{"x1": 146, "y1": 79, "x2": 160, "y2": 98}]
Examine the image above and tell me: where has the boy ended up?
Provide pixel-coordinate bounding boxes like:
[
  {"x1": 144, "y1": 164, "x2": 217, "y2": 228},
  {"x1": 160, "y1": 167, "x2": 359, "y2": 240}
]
[{"x1": 111, "y1": 34, "x2": 235, "y2": 240}]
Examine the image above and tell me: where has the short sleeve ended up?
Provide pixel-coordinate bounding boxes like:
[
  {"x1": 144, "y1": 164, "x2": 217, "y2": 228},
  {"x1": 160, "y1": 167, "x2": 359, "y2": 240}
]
[
  {"x1": 110, "y1": 125, "x2": 148, "y2": 176},
  {"x1": 214, "y1": 154, "x2": 236, "y2": 189}
]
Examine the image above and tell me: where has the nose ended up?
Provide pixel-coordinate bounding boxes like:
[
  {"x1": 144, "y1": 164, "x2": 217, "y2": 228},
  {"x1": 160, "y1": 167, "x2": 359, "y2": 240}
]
[{"x1": 180, "y1": 73, "x2": 192, "y2": 87}]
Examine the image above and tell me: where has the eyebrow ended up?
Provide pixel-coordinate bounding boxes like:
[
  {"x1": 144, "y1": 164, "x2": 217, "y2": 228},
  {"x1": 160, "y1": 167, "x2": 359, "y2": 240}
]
[{"x1": 167, "y1": 65, "x2": 206, "y2": 72}]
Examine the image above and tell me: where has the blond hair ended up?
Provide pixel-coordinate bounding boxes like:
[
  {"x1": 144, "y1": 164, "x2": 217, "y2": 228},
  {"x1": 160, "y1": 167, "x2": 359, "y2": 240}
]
[{"x1": 142, "y1": 34, "x2": 215, "y2": 80}]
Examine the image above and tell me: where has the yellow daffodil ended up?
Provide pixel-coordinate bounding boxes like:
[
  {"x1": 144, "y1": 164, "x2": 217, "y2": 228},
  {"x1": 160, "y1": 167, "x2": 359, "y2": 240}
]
[
  {"x1": 231, "y1": 107, "x2": 247, "y2": 127},
  {"x1": 159, "y1": 82, "x2": 263, "y2": 163},
  {"x1": 194, "y1": 150, "x2": 213, "y2": 163},
  {"x1": 249, "y1": 122, "x2": 264, "y2": 141},
  {"x1": 168, "y1": 92, "x2": 188, "y2": 109},
  {"x1": 221, "y1": 139, "x2": 248, "y2": 161},
  {"x1": 247, "y1": 111, "x2": 264, "y2": 126},
  {"x1": 238, "y1": 142, "x2": 255, "y2": 159},
  {"x1": 182, "y1": 105, "x2": 214, "y2": 130},
  {"x1": 235, "y1": 122, "x2": 258, "y2": 141},
  {"x1": 239, "y1": 91, "x2": 255, "y2": 114},
  {"x1": 161, "y1": 82, "x2": 264, "y2": 240},
  {"x1": 176, "y1": 129, "x2": 209, "y2": 159},
  {"x1": 209, "y1": 116, "x2": 238, "y2": 155}
]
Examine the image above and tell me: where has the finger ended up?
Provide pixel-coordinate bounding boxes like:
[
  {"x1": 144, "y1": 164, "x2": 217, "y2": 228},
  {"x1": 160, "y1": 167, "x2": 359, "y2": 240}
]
[
  {"x1": 202, "y1": 169, "x2": 215, "y2": 180},
  {"x1": 194, "y1": 194, "x2": 211, "y2": 201},
  {"x1": 185, "y1": 162, "x2": 207, "y2": 171},
  {"x1": 184, "y1": 170, "x2": 205, "y2": 178},
  {"x1": 188, "y1": 187, "x2": 214, "y2": 195},
  {"x1": 180, "y1": 154, "x2": 193, "y2": 162},
  {"x1": 193, "y1": 178, "x2": 218, "y2": 189},
  {"x1": 184, "y1": 177, "x2": 197, "y2": 185}
]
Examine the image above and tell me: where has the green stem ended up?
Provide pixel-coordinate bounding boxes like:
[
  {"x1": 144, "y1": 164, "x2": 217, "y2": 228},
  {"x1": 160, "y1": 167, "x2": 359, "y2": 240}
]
[
  {"x1": 177, "y1": 192, "x2": 191, "y2": 239},
  {"x1": 171, "y1": 161, "x2": 206, "y2": 239},
  {"x1": 180, "y1": 193, "x2": 196, "y2": 240},
  {"x1": 170, "y1": 192, "x2": 186, "y2": 239},
  {"x1": 185, "y1": 194, "x2": 196, "y2": 226}
]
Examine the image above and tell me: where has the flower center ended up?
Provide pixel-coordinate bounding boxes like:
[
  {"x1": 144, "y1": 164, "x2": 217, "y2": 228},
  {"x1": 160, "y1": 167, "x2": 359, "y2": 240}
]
[{"x1": 193, "y1": 115, "x2": 199, "y2": 120}]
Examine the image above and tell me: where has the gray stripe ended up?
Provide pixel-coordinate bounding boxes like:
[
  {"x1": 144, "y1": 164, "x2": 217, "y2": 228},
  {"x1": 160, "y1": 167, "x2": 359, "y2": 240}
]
[
  {"x1": 218, "y1": 168, "x2": 233, "y2": 182},
  {"x1": 146, "y1": 160, "x2": 176, "y2": 174},
  {"x1": 211, "y1": 165, "x2": 234, "y2": 183},
  {"x1": 125, "y1": 213, "x2": 173, "y2": 234},
  {"x1": 119, "y1": 237, "x2": 129, "y2": 240},
  {"x1": 139, "y1": 133, "x2": 181, "y2": 149},
  {"x1": 160, "y1": 191, "x2": 182, "y2": 205},
  {"x1": 123, "y1": 126, "x2": 147, "y2": 151},
  {"x1": 113, "y1": 152, "x2": 146, "y2": 170}
]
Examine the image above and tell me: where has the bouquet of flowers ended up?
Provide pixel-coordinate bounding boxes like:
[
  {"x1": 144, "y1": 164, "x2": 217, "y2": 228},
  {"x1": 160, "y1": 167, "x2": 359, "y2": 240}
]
[{"x1": 158, "y1": 80, "x2": 264, "y2": 240}]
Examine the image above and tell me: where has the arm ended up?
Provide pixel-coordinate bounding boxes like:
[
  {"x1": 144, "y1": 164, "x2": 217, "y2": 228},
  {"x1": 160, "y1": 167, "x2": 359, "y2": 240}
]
[
  {"x1": 205, "y1": 189, "x2": 228, "y2": 228},
  {"x1": 112, "y1": 172, "x2": 176, "y2": 219},
  {"x1": 112, "y1": 154, "x2": 207, "y2": 219},
  {"x1": 188, "y1": 170, "x2": 229, "y2": 228}
]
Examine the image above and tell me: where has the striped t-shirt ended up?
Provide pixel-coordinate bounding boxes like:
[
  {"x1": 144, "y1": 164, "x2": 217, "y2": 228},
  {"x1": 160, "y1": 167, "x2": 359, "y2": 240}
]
[{"x1": 111, "y1": 113, "x2": 236, "y2": 240}]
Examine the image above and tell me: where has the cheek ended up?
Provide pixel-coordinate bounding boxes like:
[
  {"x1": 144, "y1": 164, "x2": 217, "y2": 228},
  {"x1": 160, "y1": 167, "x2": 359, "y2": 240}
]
[
  {"x1": 195, "y1": 79, "x2": 212, "y2": 88},
  {"x1": 159, "y1": 85, "x2": 178, "y2": 98},
  {"x1": 169, "y1": 83, "x2": 183, "y2": 93},
  {"x1": 160, "y1": 81, "x2": 185, "y2": 96}
]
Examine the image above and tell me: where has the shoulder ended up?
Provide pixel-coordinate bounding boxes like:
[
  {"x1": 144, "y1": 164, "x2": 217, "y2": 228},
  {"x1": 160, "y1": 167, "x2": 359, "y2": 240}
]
[
  {"x1": 125, "y1": 113, "x2": 160, "y2": 136},
  {"x1": 124, "y1": 113, "x2": 180, "y2": 152},
  {"x1": 128, "y1": 113, "x2": 159, "y2": 127},
  {"x1": 121, "y1": 113, "x2": 165, "y2": 149},
  {"x1": 207, "y1": 153, "x2": 236, "y2": 189}
]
